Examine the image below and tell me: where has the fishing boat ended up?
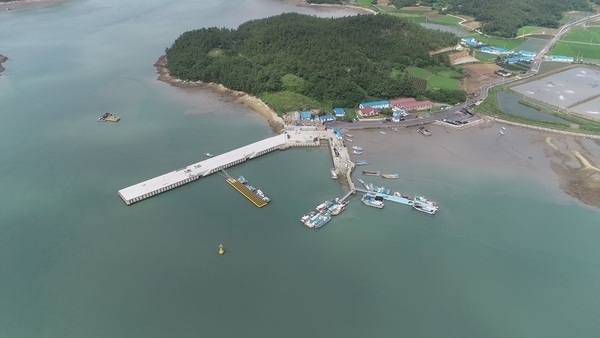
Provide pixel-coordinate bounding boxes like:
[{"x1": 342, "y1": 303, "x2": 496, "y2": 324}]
[
  {"x1": 382, "y1": 173, "x2": 399, "y2": 179},
  {"x1": 331, "y1": 168, "x2": 338, "y2": 179},
  {"x1": 301, "y1": 211, "x2": 317, "y2": 224},
  {"x1": 352, "y1": 146, "x2": 363, "y2": 151},
  {"x1": 355, "y1": 160, "x2": 369, "y2": 166},
  {"x1": 256, "y1": 189, "x2": 270, "y2": 203},
  {"x1": 412, "y1": 202, "x2": 437, "y2": 215},
  {"x1": 362, "y1": 170, "x2": 381, "y2": 176},
  {"x1": 237, "y1": 175, "x2": 248, "y2": 184},
  {"x1": 218, "y1": 243, "x2": 225, "y2": 255},
  {"x1": 379, "y1": 131, "x2": 386, "y2": 135},
  {"x1": 501, "y1": 126, "x2": 506, "y2": 131},
  {"x1": 329, "y1": 201, "x2": 349, "y2": 215},
  {"x1": 303, "y1": 212, "x2": 332, "y2": 229},
  {"x1": 316, "y1": 200, "x2": 335, "y2": 213},
  {"x1": 353, "y1": 150, "x2": 362, "y2": 155},
  {"x1": 345, "y1": 133, "x2": 354, "y2": 138},
  {"x1": 414, "y1": 195, "x2": 438, "y2": 208},
  {"x1": 97, "y1": 112, "x2": 120, "y2": 122},
  {"x1": 346, "y1": 138, "x2": 354, "y2": 143},
  {"x1": 417, "y1": 126, "x2": 431, "y2": 136},
  {"x1": 204, "y1": 152, "x2": 214, "y2": 157},
  {"x1": 361, "y1": 193, "x2": 384, "y2": 209},
  {"x1": 499, "y1": 129, "x2": 504, "y2": 135}
]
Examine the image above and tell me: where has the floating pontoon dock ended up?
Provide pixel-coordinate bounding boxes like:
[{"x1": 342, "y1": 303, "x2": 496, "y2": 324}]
[{"x1": 226, "y1": 178, "x2": 268, "y2": 207}]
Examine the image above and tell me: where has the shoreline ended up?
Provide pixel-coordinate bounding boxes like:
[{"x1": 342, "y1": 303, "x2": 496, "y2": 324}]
[
  {"x1": 153, "y1": 55, "x2": 285, "y2": 133},
  {"x1": 0, "y1": 54, "x2": 6, "y2": 75},
  {"x1": 0, "y1": 0, "x2": 66, "y2": 11}
]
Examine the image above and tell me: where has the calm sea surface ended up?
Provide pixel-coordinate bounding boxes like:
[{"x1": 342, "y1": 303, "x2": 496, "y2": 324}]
[{"x1": 1, "y1": 1, "x2": 599, "y2": 337}]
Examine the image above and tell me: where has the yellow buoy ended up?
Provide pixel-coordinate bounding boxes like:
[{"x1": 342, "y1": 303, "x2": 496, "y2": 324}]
[{"x1": 218, "y1": 243, "x2": 225, "y2": 255}]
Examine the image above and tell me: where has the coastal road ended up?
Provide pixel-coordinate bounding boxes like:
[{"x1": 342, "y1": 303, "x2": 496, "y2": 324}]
[{"x1": 329, "y1": 12, "x2": 600, "y2": 131}]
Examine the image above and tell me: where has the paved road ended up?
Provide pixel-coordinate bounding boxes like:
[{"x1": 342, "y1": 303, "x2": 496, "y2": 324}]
[{"x1": 328, "y1": 13, "x2": 600, "y2": 131}]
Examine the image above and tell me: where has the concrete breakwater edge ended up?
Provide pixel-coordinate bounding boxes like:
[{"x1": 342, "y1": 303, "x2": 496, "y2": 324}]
[{"x1": 154, "y1": 55, "x2": 285, "y2": 133}]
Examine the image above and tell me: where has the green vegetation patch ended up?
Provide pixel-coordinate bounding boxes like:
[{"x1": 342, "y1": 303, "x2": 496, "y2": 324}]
[
  {"x1": 428, "y1": 15, "x2": 462, "y2": 26},
  {"x1": 551, "y1": 41, "x2": 600, "y2": 60},
  {"x1": 165, "y1": 13, "x2": 461, "y2": 108},
  {"x1": 427, "y1": 75, "x2": 460, "y2": 90},
  {"x1": 261, "y1": 91, "x2": 326, "y2": 116},
  {"x1": 516, "y1": 26, "x2": 546, "y2": 36},
  {"x1": 561, "y1": 27, "x2": 600, "y2": 44},
  {"x1": 475, "y1": 36, "x2": 527, "y2": 50},
  {"x1": 355, "y1": 0, "x2": 375, "y2": 5},
  {"x1": 474, "y1": 51, "x2": 498, "y2": 62},
  {"x1": 406, "y1": 66, "x2": 432, "y2": 79}
]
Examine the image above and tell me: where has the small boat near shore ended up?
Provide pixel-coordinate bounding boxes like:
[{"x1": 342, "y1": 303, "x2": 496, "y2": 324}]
[
  {"x1": 302, "y1": 212, "x2": 332, "y2": 229},
  {"x1": 499, "y1": 129, "x2": 504, "y2": 135},
  {"x1": 353, "y1": 150, "x2": 362, "y2": 155},
  {"x1": 352, "y1": 146, "x2": 363, "y2": 151},
  {"x1": 417, "y1": 126, "x2": 431, "y2": 136},
  {"x1": 412, "y1": 202, "x2": 437, "y2": 215},
  {"x1": 204, "y1": 152, "x2": 214, "y2": 157},
  {"x1": 218, "y1": 243, "x2": 225, "y2": 255},
  {"x1": 382, "y1": 173, "x2": 399, "y2": 179},
  {"x1": 355, "y1": 160, "x2": 369, "y2": 166},
  {"x1": 345, "y1": 133, "x2": 354, "y2": 138},
  {"x1": 97, "y1": 112, "x2": 120, "y2": 122},
  {"x1": 362, "y1": 170, "x2": 381, "y2": 176},
  {"x1": 379, "y1": 131, "x2": 386, "y2": 135},
  {"x1": 330, "y1": 168, "x2": 338, "y2": 179}
]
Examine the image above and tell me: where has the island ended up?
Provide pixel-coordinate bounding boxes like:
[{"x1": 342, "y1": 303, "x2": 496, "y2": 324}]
[{"x1": 0, "y1": 54, "x2": 6, "y2": 75}]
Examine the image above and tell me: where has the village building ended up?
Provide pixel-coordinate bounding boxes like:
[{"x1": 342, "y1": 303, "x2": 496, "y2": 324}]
[
  {"x1": 333, "y1": 107, "x2": 345, "y2": 117},
  {"x1": 358, "y1": 100, "x2": 390, "y2": 109}
]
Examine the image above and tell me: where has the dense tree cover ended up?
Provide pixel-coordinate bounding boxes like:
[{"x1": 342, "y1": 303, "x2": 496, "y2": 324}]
[
  {"x1": 446, "y1": 0, "x2": 592, "y2": 37},
  {"x1": 165, "y1": 13, "x2": 459, "y2": 107}
]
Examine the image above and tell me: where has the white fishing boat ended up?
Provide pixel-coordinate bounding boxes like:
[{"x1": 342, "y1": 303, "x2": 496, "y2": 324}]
[
  {"x1": 379, "y1": 131, "x2": 386, "y2": 135},
  {"x1": 330, "y1": 168, "x2": 338, "y2": 179},
  {"x1": 352, "y1": 146, "x2": 363, "y2": 151},
  {"x1": 204, "y1": 152, "x2": 214, "y2": 157},
  {"x1": 499, "y1": 129, "x2": 504, "y2": 135}
]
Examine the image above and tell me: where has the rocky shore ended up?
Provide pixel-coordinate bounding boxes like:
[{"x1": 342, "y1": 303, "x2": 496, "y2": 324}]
[
  {"x1": 153, "y1": 55, "x2": 285, "y2": 133},
  {"x1": 0, "y1": 54, "x2": 7, "y2": 75}
]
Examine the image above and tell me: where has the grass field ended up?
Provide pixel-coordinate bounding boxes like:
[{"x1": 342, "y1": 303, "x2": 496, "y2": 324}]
[
  {"x1": 474, "y1": 36, "x2": 527, "y2": 50},
  {"x1": 406, "y1": 66, "x2": 432, "y2": 79},
  {"x1": 561, "y1": 27, "x2": 600, "y2": 44},
  {"x1": 355, "y1": 0, "x2": 374, "y2": 6},
  {"x1": 428, "y1": 15, "x2": 462, "y2": 25},
  {"x1": 474, "y1": 50, "x2": 499, "y2": 62},
  {"x1": 427, "y1": 75, "x2": 460, "y2": 90},
  {"x1": 559, "y1": 11, "x2": 595, "y2": 24},
  {"x1": 551, "y1": 41, "x2": 600, "y2": 60},
  {"x1": 261, "y1": 91, "x2": 326, "y2": 115},
  {"x1": 516, "y1": 26, "x2": 546, "y2": 36}
]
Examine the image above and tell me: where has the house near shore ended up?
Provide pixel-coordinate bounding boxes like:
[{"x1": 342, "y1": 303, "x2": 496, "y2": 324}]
[
  {"x1": 333, "y1": 107, "x2": 345, "y2": 117},
  {"x1": 357, "y1": 106, "x2": 379, "y2": 117},
  {"x1": 389, "y1": 97, "x2": 432, "y2": 111},
  {"x1": 300, "y1": 110, "x2": 312, "y2": 120}
]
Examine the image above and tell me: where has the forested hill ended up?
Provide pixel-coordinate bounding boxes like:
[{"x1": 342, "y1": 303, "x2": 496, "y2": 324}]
[
  {"x1": 165, "y1": 13, "x2": 459, "y2": 108},
  {"x1": 446, "y1": 0, "x2": 591, "y2": 37}
]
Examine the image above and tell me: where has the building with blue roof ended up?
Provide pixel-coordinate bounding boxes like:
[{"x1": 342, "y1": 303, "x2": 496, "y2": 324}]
[
  {"x1": 300, "y1": 110, "x2": 312, "y2": 120},
  {"x1": 333, "y1": 107, "x2": 345, "y2": 116},
  {"x1": 547, "y1": 55, "x2": 574, "y2": 62},
  {"x1": 359, "y1": 100, "x2": 390, "y2": 109},
  {"x1": 518, "y1": 50, "x2": 535, "y2": 57},
  {"x1": 333, "y1": 128, "x2": 343, "y2": 139},
  {"x1": 461, "y1": 37, "x2": 479, "y2": 47}
]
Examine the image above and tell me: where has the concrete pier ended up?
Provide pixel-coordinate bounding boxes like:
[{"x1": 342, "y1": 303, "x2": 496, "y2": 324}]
[
  {"x1": 118, "y1": 126, "x2": 357, "y2": 206},
  {"x1": 118, "y1": 134, "x2": 287, "y2": 205}
]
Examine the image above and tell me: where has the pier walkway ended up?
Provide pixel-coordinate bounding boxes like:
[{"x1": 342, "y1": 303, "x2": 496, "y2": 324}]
[{"x1": 118, "y1": 134, "x2": 287, "y2": 205}]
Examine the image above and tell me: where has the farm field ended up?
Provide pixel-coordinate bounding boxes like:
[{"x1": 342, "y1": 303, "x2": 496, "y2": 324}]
[
  {"x1": 514, "y1": 38, "x2": 550, "y2": 53},
  {"x1": 517, "y1": 26, "x2": 547, "y2": 36},
  {"x1": 561, "y1": 27, "x2": 600, "y2": 44},
  {"x1": 550, "y1": 41, "x2": 600, "y2": 60},
  {"x1": 261, "y1": 91, "x2": 326, "y2": 115},
  {"x1": 473, "y1": 35, "x2": 527, "y2": 50},
  {"x1": 427, "y1": 14, "x2": 462, "y2": 25},
  {"x1": 428, "y1": 75, "x2": 460, "y2": 90},
  {"x1": 474, "y1": 50, "x2": 498, "y2": 62}
]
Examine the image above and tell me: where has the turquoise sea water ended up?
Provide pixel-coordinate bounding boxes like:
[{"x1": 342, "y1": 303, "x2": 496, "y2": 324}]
[{"x1": 1, "y1": 1, "x2": 599, "y2": 337}]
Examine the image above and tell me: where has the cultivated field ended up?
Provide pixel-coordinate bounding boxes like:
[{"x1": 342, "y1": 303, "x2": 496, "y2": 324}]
[
  {"x1": 561, "y1": 27, "x2": 600, "y2": 44},
  {"x1": 550, "y1": 41, "x2": 600, "y2": 60},
  {"x1": 459, "y1": 63, "x2": 502, "y2": 93}
]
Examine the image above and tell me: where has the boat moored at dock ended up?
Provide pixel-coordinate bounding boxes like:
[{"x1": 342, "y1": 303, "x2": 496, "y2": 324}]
[
  {"x1": 226, "y1": 176, "x2": 270, "y2": 207},
  {"x1": 412, "y1": 202, "x2": 437, "y2": 214},
  {"x1": 331, "y1": 168, "x2": 338, "y2": 179},
  {"x1": 303, "y1": 212, "x2": 332, "y2": 229},
  {"x1": 362, "y1": 170, "x2": 381, "y2": 176},
  {"x1": 352, "y1": 146, "x2": 363, "y2": 151},
  {"x1": 361, "y1": 193, "x2": 384, "y2": 209}
]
